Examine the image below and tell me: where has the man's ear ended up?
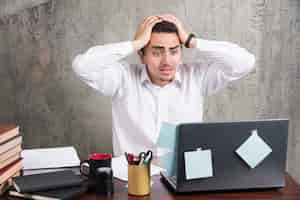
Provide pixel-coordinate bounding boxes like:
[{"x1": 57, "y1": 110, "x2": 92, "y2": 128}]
[
  {"x1": 138, "y1": 50, "x2": 144, "y2": 57},
  {"x1": 138, "y1": 50, "x2": 146, "y2": 64}
]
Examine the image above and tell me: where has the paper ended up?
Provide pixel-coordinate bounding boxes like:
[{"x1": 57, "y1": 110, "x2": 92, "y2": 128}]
[
  {"x1": 184, "y1": 148, "x2": 213, "y2": 180},
  {"x1": 156, "y1": 122, "x2": 178, "y2": 176},
  {"x1": 22, "y1": 146, "x2": 80, "y2": 170},
  {"x1": 236, "y1": 129, "x2": 272, "y2": 168},
  {"x1": 111, "y1": 156, "x2": 165, "y2": 181}
]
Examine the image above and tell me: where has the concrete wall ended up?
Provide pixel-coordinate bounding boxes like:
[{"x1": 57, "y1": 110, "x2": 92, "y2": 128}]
[
  {"x1": 0, "y1": 17, "x2": 15, "y2": 123},
  {"x1": 0, "y1": 0, "x2": 299, "y2": 183}
]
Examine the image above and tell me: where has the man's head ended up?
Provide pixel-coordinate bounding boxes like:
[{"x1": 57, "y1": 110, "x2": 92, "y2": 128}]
[{"x1": 139, "y1": 21, "x2": 182, "y2": 86}]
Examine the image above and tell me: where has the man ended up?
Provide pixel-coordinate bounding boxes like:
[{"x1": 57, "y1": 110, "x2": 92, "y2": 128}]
[{"x1": 72, "y1": 14, "x2": 255, "y2": 156}]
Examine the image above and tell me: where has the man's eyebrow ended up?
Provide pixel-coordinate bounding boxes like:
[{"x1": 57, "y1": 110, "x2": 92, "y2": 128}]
[
  {"x1": 151, "y1": 45, "x2": 181, "y2": 50},
  {"x1": 151, "y1": 46, "x2": 164, "y2": 50},
  {"x1": 170, "y1": 45, "x2": 180, "y2": 50}
]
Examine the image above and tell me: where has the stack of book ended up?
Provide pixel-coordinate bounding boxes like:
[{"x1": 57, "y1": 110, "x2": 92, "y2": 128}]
[
  {"x1": 0, "y1": 125, "x2": 23, "y2": 195},
  {"x1": 9, "y1": 170, "x2": 87, "y2": 200}
]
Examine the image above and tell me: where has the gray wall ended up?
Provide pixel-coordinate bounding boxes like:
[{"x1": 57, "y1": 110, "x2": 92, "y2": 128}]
[{"x1": 0, "y1": 0, "x2": 299, "y2": 183}]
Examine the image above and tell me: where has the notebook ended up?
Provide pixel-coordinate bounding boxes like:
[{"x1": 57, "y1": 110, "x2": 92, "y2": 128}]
[
  {"x1": 9, "y1": 185, "x2": 87, "y2": 200},
  {"x1": 12, "y1": 170, "x2": 83, "y2": 193}
]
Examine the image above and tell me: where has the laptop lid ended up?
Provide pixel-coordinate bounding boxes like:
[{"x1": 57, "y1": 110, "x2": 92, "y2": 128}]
[{"x1": 173, "y1": 119, "x2": 289, "y2": 192}]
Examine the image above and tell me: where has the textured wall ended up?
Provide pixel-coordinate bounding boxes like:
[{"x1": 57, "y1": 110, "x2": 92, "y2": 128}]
[
  {"x1": 257, "y1": 0, "x2": 300, "y2": 183},
  {"x1": 0, "y1": 17, "x2": 15, "y2": 123},
  {"x1": 0, "y1": 0, "x2": 299, "y2": 183}
]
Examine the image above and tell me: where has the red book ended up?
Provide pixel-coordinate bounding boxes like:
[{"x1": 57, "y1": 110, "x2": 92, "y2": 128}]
[
  {"x1": 0, "y1": 125, "x2": 19, "y2": 144},
  {"x1": 0, "y1": 158, "x2": 22, "y2": 185}
]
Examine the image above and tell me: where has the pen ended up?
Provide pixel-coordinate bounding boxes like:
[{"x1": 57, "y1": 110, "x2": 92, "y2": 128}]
[
  {"x1": 139, "y1": 156, "x2": 145, "y2": 165},
  {"x1": 125, "y1": 152, "x2": 135, "y2": 164},
  {"x1": 143, "y1": 152, "x2": 152, "y2": 165}
]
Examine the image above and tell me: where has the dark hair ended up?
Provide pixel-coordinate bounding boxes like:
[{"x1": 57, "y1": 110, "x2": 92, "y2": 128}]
[
  {"x1": 140, "y1": 21, "x2": 179, "y2": 55},
  {"x1": 152, "y1": 21, "x2": 179, "y2": 34}
]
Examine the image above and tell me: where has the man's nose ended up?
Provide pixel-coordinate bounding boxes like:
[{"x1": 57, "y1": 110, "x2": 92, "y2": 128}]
[{"x1": 161, "y1": 52, "x2": 171, "y2": 65}]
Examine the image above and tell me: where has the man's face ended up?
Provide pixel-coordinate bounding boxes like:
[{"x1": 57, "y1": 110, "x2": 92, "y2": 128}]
[{"x1": 140, "y1": 32, "x2": 182, "y2": 86}]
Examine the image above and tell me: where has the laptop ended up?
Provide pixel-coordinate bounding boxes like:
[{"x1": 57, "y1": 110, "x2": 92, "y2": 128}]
[{"x1": 160, "y1": 119, "x2": 289, "y2": 192}]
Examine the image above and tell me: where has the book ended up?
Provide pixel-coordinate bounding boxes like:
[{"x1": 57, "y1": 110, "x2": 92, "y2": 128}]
[
  {"x1": 12, "y1": 170, "x2": 83, "y2": 193},
  {"x1": 0, "y1": 178, "x2": 12, "y2": 195},
  {"x1": 0, "y1": 135, "x2": 22, "y2": 155},
  {"x1": 0, "y1": 158, "x2": 22, "y2": 185},
  {"x1": 0, "y1": 171, "x2": 21, "y2": 195},
  {"x1": 0, "y1": 152, "x2": 20, "y2": 170},
  {"x1": 0, "y1": 144, "x2": 22, "y2": 164},
  {"x1": 0, "y1": 125, "x2": 19, "y2": 144},
  {"x1": 9, "y1": 185, "x2": 87, "y2": 200}
]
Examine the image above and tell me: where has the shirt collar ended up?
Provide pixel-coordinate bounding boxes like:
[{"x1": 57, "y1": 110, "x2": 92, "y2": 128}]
[{"x1": 140, "y1": 65, "x2": 182, "y2": 87}]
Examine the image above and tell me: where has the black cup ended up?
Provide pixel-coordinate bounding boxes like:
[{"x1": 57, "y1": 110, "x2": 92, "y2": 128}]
[
  {"x1": 95, "y1": 167, "x2": 114, "y2": 196},
  {"x1": 80, "y1": 153, "x2": 112, "y2": 179}
]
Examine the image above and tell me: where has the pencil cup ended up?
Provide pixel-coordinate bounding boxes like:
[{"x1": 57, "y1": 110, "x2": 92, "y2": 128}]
[{"x1": 127, "y1": 164, "x2": 150, "y2": 196}]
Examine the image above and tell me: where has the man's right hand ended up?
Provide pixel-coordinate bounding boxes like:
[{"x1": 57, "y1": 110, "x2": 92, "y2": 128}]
[{"x1": 133, "y1": 15, "x2": 163, "y2": 51}]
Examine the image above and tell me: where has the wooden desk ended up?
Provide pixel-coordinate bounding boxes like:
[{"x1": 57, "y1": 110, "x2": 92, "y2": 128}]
[
  {"x1": 80, "y1": 174, "x2": 300, "y2": 200},
  {"x1": 3, "y1": 174, "x2": 300, "y2": 200}
]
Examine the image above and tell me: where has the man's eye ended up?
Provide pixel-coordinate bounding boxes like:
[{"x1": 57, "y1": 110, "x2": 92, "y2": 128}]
[
  {"x1": 152, "y1": 51, "x2": 161, "y2": 56},
  {"x1": 170, "y1": 49, "x2": 178, "y2": 55}
]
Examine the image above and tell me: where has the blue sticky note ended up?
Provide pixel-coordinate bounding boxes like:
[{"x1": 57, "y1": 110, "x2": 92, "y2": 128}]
[
  {"x1": 236, "y1": 130, "x2": 272, "y2": 168},
  {"x1": 184, "y1": 149, "x2": 213, "y2": 180}
]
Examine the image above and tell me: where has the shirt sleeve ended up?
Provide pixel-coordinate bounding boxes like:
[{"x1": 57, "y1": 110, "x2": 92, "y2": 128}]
[
  {"x1": 194, "y1": 38, "x2": 256, "y2": 96},
  {"x1": 72, "y1": 41, "x2": 134, "y2": 98}
]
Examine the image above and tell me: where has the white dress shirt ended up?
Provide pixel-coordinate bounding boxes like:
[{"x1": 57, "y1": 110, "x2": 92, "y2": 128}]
[{"x1": 72, "y1": 38, "x2": 255, "y2": 156}]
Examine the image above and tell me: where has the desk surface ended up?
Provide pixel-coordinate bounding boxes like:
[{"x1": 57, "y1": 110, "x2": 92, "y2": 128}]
[{"x1": 3, "y1": 174, "x2": 300, "y2": 200}]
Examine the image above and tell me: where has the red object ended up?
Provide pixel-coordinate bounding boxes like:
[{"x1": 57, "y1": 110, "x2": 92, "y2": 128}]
[
  {"x1": 127, "y1": 153, "x2": 134, "y2": 162},
  {"x1": 88, "y1": 153, "x2": 112, "y2": 160}
]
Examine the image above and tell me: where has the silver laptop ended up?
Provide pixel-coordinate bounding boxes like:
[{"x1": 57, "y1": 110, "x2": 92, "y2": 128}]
[{"x1": 160, "y1": 119, "x2": 289, "y2": 192}]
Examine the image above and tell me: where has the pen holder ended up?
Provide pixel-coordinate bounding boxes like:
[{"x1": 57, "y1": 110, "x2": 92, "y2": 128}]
[{"x1": 128, "y1": 164, "x2": 150, "y2": 196}]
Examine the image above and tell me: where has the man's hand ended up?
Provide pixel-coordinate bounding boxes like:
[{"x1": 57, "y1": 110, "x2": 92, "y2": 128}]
[
  {"x1": 133, "y1": 15, "x2": 163, "y2": 51},
  {"x1": 159, "y1": 14, "x2": 196, "y2": 48}
]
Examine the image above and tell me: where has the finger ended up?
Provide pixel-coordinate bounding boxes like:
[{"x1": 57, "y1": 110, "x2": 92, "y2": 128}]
[
  {"x1": 148, "y1": 18, "x2": 163, "y2": 27},
  {"x1": 163, "y1": 13, "x2": 177, "y2": 20},
  {"x1": 139, "y1": 16, "x2": 154, "y2": 28},
  {"x1": 139, "y1": 16, "x2": 158, "y2": 31},
  {"x1": 146, "y1": 17, "x2": 161, "y2": 26},
  {"x1": 160, "y1": 14, "x2": 178, "y2": 23},
  {"x1": 159, "y1": 16, "x2": 174, "y2": 23},
  {"x1": 146, "y1": 17, "x2": 161, "y2": 27}
]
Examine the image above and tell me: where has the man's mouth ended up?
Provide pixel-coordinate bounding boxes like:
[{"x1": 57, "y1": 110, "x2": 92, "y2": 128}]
[{"x1": 159, "y1": 66, "x2": 173, "y2": 72}]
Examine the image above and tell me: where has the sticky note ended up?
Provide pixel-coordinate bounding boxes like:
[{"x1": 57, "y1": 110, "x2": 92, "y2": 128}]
[
  {"x1": 184, "y1": 148, "x2": 213, "y2": 180},
  {"x1": 236, "y1": 129, "x2": 272, "y2": 169}
]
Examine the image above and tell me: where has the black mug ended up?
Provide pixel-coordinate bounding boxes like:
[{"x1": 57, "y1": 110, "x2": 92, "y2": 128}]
[{"x1": 80, "y1": 153, "x2": 112, "y2": 179}]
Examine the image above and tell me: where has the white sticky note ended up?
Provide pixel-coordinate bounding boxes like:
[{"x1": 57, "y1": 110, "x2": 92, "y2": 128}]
[
  {"x1": 236, "y1": 129, "x2": 272, "y2": 169},
  {"x1": 184, "y1": 148, "x2": 213, "y2": 180}
]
